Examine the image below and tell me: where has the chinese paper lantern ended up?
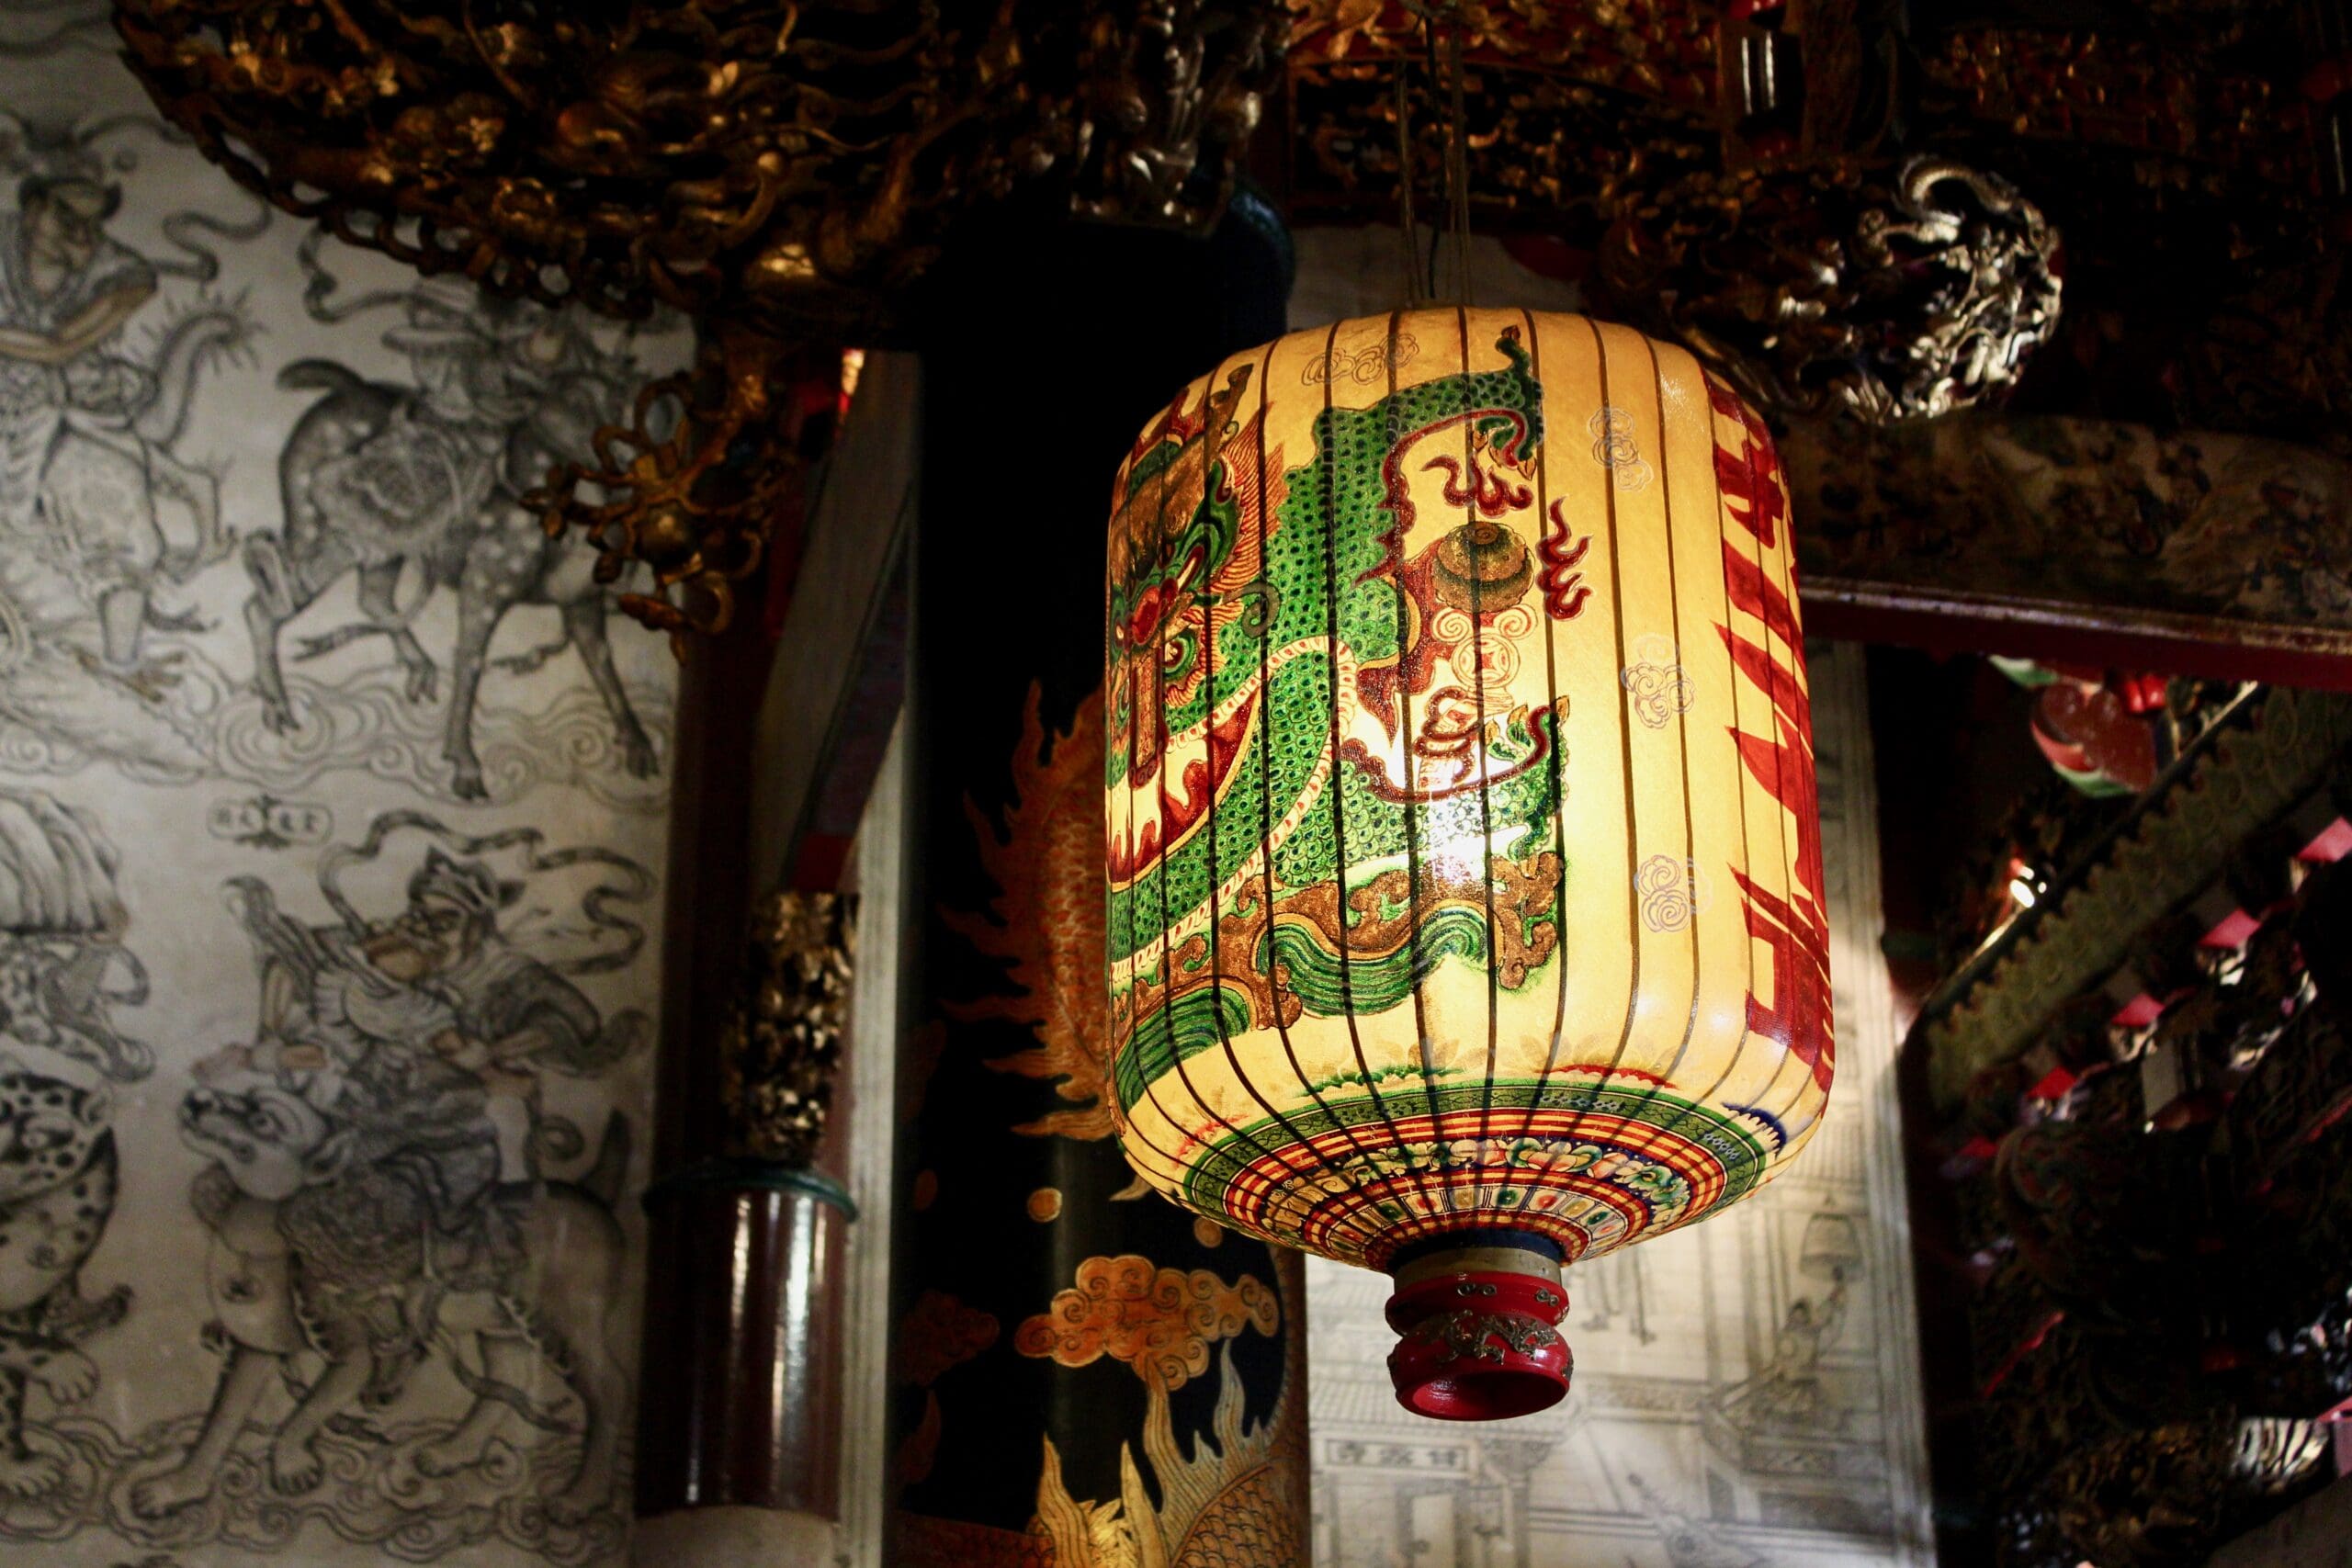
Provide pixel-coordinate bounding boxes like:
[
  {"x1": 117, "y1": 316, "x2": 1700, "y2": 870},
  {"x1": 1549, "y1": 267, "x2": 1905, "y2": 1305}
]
[{"x1": 1104, "y1": 309, "x2": 1830, "y2": 1420}]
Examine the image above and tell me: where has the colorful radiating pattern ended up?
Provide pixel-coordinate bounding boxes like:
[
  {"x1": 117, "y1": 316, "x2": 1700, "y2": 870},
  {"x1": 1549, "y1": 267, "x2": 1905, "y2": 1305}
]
[{"x1": 1105, "y1": 310, "x2": 1829, "y2": 1272}]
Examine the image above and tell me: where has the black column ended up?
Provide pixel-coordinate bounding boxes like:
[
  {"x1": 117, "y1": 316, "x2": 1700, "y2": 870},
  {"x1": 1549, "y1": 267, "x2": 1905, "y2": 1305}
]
[{"x1": 887, "y1": 197, "x2": 1312, "y2": 1567}]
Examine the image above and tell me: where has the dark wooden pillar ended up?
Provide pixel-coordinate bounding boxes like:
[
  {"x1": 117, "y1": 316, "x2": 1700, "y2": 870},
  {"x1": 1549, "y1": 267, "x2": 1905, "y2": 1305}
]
[
  {"x1": 632, "y1": 361, "x2": 864, "y2": 1562},
  {"x1": 886, "y1": 197, "x2": 1313, "y2": 1566}
]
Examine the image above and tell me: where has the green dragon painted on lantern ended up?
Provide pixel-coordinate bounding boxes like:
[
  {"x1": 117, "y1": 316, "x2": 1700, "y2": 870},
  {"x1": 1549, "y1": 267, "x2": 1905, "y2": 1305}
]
[{"x1": 1104, "y1": 326, "x2": 1569, "y2": 1116}]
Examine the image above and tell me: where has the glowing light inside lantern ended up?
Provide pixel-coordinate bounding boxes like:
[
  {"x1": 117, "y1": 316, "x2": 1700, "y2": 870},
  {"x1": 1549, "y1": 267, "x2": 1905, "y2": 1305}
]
[{"x1": 1104, "y1": 310, "x2": 1831, "y2": 1421}]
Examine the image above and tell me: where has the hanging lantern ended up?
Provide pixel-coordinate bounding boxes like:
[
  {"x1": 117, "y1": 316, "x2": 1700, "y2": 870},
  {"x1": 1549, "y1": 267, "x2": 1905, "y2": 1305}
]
[{"x1": 1103, "y1": 310, "x2": 1830, "y2": 1421}]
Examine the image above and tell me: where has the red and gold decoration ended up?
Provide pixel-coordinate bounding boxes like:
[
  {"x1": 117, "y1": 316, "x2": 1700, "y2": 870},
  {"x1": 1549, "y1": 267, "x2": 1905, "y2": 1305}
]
[
  {"x1": 1902, "y1": 690, "x2": 2352, "y2": 1564},
  {"x1": 1105, "y1": 308, "x2": 1829, "y2": 1419}
]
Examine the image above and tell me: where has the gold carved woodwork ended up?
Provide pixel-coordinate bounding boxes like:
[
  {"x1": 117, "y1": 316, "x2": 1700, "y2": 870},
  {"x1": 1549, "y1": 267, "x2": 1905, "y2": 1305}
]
[
  {"x1": 720, "y1": 889, "x2": 855, "y2": 1167},
  {"x1": 1595, "y1": 155, "x2": 2063, "y2": 423}
]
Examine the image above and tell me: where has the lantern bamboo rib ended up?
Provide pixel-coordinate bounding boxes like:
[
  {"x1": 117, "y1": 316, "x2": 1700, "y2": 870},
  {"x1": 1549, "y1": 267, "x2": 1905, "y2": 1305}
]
[
  {"x1": 1683, "y1": 349, "x2": 1812, "y2": 1142},
  {"x1": 1122, "y1": 366, "x2": 1350, "y2": 1248},
  {"x1": 1585, "y1": 318, "x2": 1651, "y2": 1140},
  {"x1": 1462, "y1": 302, "x2": 1505, "y2": 1228},
  {"x1": 1246, "y1": 338, "x2": 1389, "y2": 1195},
  {"x1": 1113, "y1": 376, "x2": 1281, "y2": 1230},
  {"x1": 1660, "y1": 345, "x2": 1778, "y2": 1143},
  {"x1": 1601, "y1": 333, "x2": 1717, "y2": 1158},
  {"x1": 1313, "y1": 317, "x2": 1418, "y2": 1178},
  {"x1": 1518, "y1": 306, "x2": 1575, "y2": 1170},
  {"x1": 1762, "y1": 410, "x2": 1821, "y2": 1138},
  {"x1": 1193, "y1": 338, "x2": 1362, "y2": 1212},
  {"x1": 1383, "y1": 304, "x2": 1444, "y2": 1225},
  {"x1": 1651, "y1": 334, "x2": 1770, "y2": 1152}
]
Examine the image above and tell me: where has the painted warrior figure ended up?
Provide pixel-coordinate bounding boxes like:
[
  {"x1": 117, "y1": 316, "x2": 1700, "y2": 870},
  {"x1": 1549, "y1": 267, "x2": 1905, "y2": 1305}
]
[
  {"x1": 0, "y1": 153, "x2": 159, "y2": 671},
  {"x1": 0, "y1": 119, "x2": 243, "y2": 775},
  {"x1": 360, "y1": 849, "x2": 625, "y2": 1184},
  {"x1": 200, "y1": 844, "x2": 639, "y2": 1419}
]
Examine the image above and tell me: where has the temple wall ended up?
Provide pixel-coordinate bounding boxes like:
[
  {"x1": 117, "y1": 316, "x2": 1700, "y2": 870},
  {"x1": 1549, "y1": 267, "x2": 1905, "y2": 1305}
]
[{"x1": 0, "y1": 9, "x2": 680, "y2": 1563}]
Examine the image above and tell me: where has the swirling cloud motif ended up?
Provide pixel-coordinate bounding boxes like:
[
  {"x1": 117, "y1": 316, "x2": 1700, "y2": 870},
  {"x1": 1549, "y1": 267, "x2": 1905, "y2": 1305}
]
[
  {"x1": 1589, "y1": 405, "x2": 1656, "y2": 492},
  {"x1": 0, "y1": 655, "x2": 673, "y2": 811},
  {"x1": 1620, "y1": 633, "x2": 1698, "y2": 730},
  {"x1": 212, "y1": 670, "x2": 674, "y2": 810},
  {"x1": 1016, "y1": 1255, "x2": 1279, "y2": 1393},
  {"x1": 1637, "y1": 854, "x2": 1710, "y2": 934},
  {"x1": 0, "y1": 1410, "x2": 623, "y2": 1563}
]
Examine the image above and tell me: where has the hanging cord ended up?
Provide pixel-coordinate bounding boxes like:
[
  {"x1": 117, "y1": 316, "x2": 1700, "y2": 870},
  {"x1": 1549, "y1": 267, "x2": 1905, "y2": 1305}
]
[
  {"x1": 1418, "y1": 11, "x2": 1445, "y2": 301},
  {"x1": 1399, "y1": 1, "x2": 1476, "y2": 307},
  {"x1": 1442, "y1": 22, "x2": 1474, "y2": 307},
  {"x1": 1394, "y1": 58, "x2": 1426, "y2": 308}
]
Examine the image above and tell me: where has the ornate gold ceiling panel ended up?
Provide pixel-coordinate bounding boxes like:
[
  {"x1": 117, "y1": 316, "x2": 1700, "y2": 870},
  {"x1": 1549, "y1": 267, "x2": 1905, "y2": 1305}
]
[{"x1": 117, "y1": 0, "x2": 1281, "y2": 328}]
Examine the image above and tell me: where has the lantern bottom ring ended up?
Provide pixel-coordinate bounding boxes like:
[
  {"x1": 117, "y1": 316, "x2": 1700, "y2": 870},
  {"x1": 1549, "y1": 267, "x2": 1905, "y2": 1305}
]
[{"x1": 1383, "y1": 1234, "x2": 1573, "y2": 1422}]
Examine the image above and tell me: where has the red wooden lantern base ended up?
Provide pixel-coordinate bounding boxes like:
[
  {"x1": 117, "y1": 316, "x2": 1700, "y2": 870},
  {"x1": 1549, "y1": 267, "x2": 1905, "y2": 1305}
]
[{"x1": 1384, "y1": 1238, "x2": 1572, "y2": 1421}]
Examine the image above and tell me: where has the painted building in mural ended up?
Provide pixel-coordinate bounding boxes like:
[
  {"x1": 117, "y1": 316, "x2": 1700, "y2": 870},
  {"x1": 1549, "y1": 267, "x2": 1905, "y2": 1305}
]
[{"x1": 0, "y1": 4, "x2": 680, "y2": 1562}]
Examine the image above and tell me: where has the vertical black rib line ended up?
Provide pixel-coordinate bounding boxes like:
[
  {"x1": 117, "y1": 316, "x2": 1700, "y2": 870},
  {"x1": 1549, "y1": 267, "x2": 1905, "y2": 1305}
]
[
  {"x1": 1517, "y1": 307, "x2": 1574, "y2": 1170},
  {"x1": 1385, "y1": 307, "x2": 1450, "y2": 1227},
  {"x1": 1611, "y1": 342, "x2": 1752, "y2": 1234},
  {"x1": 1193, "y1": 341, "x2": 1363, "y2": 1231},
  {"x1": 1613, "y1": 336, "x2": 1711, "y2": 1156},
  {"x1": 1317, "y1": 318, "x2": 1412, "y2": 1230},
  {"x1": 1582, "y1": 318, "x2": 1648, "y2": 1162},
  {"x1": 1656, "y1": 351, "x2": 1764, "y2": 1198},
  {"x1": 1251, "y1": 337, "x2": 1388, "y2": 1251},
  {"x1": 1127, "y1": 371, "x2": 1318, "y2": 1245},
  {"x1": 1749, "y1": 400, "x2": 1822, "y2": 1145},
  {"x1": 1464, "y1": 304, "x2": 1505, "y2": 1226},
  {"x1": 1679, "y1": 361, "x2": 1803, "y2": 1188},
  {"x1": 1114, "y1": 388, "x2": 1193, "y2": 1190},
  {"x1": 1114, "y1": 386, "x2": 1239, "y2": 1202}
]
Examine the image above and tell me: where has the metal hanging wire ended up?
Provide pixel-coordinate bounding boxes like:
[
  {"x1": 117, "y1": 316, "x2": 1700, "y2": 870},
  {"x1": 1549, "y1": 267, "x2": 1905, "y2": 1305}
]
[
  {"x1": 1396, "y1": 0, "x2": 1477, "y2": 308},
  {"x1": 1395, "y1": 58, "x2": 1426, "y2": 308},
  {"x1": 1441, "y1": 18, "x2": 1474, "y2": 307}
]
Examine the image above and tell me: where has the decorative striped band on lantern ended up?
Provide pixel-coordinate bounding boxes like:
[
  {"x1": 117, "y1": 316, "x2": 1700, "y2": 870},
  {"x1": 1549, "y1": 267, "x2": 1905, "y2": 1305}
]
[{"x1": 1104, "y1": 309, "x2": 1828, "y2": 1419}]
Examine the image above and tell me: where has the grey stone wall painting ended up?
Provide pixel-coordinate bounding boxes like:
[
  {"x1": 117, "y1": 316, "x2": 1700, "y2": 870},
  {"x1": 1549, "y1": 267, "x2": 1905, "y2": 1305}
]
[
  {"x1": 0, "y1": 799, "x2": 657, "y2": 1564},
  {"x1": 0, "y1": 2, "x2": 682, "y2": 811},
  {"x1": 0, "y1": 5, "x2": 679, "y2": 1563}
]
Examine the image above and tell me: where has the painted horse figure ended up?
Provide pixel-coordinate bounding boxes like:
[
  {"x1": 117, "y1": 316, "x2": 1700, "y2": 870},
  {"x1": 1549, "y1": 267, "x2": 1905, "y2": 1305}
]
[{"x1": 243, "y1": 290, "x2": 658, "y2": 799}]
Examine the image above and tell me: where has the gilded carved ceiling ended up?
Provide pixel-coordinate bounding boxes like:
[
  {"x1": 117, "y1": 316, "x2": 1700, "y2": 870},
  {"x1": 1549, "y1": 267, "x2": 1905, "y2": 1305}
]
[
  {"x1": 104, "y1": 0, "x2": 2352, "y2": 613},
  {"x1": 1279, "y1": 0, "x2": 2351, "y2": 437}
]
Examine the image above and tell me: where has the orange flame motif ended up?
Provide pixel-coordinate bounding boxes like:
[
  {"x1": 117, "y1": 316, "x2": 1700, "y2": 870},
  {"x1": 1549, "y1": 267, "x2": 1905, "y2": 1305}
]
[{"x1": 944, "y1": 686, "x2": 1115, "y2": 1140}]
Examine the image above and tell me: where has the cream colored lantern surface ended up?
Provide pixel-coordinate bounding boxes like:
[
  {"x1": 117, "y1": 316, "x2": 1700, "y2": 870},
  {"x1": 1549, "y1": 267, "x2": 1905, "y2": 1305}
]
[{"x1": 1104, "y1": 310, "x2": 1828, "y2": 1418}]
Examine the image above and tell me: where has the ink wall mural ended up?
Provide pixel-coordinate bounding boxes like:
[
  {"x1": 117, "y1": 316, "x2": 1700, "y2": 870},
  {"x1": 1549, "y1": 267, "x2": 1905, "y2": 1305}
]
[
  {"x1": 0, "y1": 5, "x2": 682, "y2": 1564},
  {"x1": 1304, "y1": 640, "x2": 1934, "y2": 1568}
]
